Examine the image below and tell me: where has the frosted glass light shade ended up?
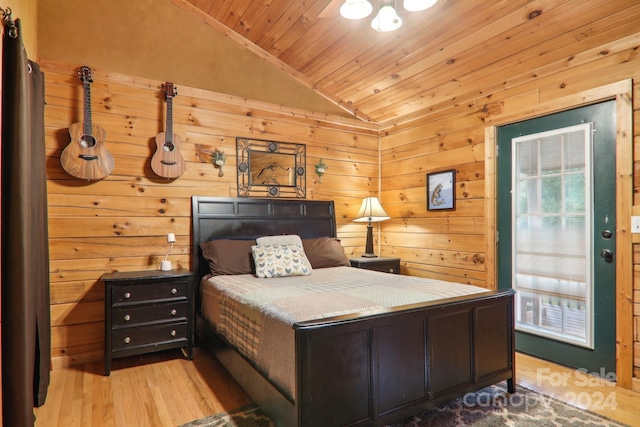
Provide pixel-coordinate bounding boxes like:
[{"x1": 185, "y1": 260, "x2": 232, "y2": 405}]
[
  {"x1": 403, "y1": 0, "x2": 437, "y2": 12},
  {"x1": 371, "y1": 5, "x2": 402, "y2": 32},
  {"x1": 353, "y1": 197, "x2": 390, "y2": 223},
  {"x1": 340, "y1": 0, "x2": 373, "y2": 20}
]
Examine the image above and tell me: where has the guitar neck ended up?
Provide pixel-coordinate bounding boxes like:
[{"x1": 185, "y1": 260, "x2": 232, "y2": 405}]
[
  {"x1": 165, "y1": 96, "x2": 173, "y2": 143},
  {"x1": 83, "y1": 80, "x2": 92, "y2": 135}
]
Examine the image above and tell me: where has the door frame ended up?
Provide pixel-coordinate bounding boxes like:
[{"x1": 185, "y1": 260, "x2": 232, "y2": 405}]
[{"x1": 483, "y1": 80, "x2": 633, "y2": 389}]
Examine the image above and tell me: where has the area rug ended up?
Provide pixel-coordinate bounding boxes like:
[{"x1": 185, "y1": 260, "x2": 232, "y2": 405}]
[{"x1": 179, "y1": 382, "x2": 628, "y2": 427}]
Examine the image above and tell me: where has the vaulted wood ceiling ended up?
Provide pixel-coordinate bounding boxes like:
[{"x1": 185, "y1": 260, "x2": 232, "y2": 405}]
[{"x1": 172, "y1": 0, "x2": 640, "y2": 125}]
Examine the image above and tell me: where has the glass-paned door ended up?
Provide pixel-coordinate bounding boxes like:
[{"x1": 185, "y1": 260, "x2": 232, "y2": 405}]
[{"x1": 497, "y1": 101, "x2": 616, "y2": 375}]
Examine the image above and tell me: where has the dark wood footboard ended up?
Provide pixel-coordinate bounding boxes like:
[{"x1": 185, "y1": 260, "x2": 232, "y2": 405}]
[
  {"x1": 295, "y1": 289, "x2": 515, "y2": 426},
  {"x1": 198, "y1": 289, "x2": 515, "y2": 427}
]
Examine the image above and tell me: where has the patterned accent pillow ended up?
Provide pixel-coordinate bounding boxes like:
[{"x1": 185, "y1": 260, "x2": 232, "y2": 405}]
[{"x1": 251, "y1": 244, "x2": 313, "y2": 278}]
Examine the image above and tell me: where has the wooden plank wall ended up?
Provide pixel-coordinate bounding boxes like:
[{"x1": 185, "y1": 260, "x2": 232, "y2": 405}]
[
  {"x1": 379, "y1": 34, "x2": 640, "y2": 390},
  {"x1": 42, "y1": 60, "x2": 379, "y2": 368}
]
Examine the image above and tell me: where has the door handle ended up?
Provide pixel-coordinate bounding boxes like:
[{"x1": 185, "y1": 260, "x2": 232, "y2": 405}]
[{"x1": 600, "y1": 249, "x2": 613, "y2": 262}]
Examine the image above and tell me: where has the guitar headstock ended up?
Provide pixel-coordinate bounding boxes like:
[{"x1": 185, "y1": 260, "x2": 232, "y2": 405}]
[
  {"x1": 78, "y1": 66, "x2": 93, "y2": 84},
  {"x1": 163, "y1": 82, "x2": 177, "y2": 100}
]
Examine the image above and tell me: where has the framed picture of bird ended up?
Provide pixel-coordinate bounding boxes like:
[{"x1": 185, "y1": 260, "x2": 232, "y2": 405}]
[{"x1": 427, "y1": 169, "x2": 455, "y2": 211}]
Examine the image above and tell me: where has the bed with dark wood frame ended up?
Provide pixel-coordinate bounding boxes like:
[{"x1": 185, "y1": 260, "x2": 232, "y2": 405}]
[{"x1": 191, "y1": 196, "x2": 515, "y2": 427}]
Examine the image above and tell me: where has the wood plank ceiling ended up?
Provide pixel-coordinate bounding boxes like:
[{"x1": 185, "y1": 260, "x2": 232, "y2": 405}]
[{"x1": 173, "y1": 0, "x2": 640, "y2": 124}]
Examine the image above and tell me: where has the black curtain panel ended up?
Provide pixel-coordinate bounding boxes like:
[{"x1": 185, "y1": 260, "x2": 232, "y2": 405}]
[
  {"x1": 30, "y1": 58, "x2": 50, "y2": 409},
  {"x1": 2, "y1": 18, "x2": 51, "y2": 427}
]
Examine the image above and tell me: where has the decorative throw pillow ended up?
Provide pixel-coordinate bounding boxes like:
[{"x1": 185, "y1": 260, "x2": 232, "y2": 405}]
[
  {"x1": 200, "y1": 239, "x2": 255, "y2": 275},
  {"x1": 252, "y1": 244, "x2": 312, "y2": 278},
  {"x1": 302, "y1": 237, "x2": 351, "y2": 269},
  {"x1": 256, "y1": 234, "x2": 303, "y2": 247}
]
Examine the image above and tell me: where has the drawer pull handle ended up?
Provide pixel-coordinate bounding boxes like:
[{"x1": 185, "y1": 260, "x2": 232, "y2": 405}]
[
  {"x1": 171, "y1": 288, "x2": 178, "y2": 295},
  {"x1": 124, "y1": 337, "x2": 131, "y2": 344},
  {"x1": 123, "y1": 314, "x2": 131, "y2": 321},
  {"x1": 170, "y1": 309, "x2": 177, "y2": 316},
  {"x1": 389, "y1": 268, "x2": 394, "y2": 272},
  {"x1": 170, "y1": 330, "x2": 177, "y2": 337},
  {"x1": 124, "y1": 292, "x2": 131, "y2": 299}
]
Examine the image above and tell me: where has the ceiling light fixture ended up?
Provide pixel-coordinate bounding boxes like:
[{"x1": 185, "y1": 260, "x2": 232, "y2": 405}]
[
  {"x1": 339, "y1": 0, "x2": 373, "y2": 20},
  {"x1": 402, "y1": 0, "x2": 437, "y2": 12},
  {"x1": 339, "y1": 0, "x2": 437, "y2": 32},
  {"x1": 371, "y1": 0, "x2": 402, "y2": 32}
]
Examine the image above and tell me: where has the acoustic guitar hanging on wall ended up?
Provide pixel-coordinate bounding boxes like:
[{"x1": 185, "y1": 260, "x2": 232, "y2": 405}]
[
  {"x1": 60, "y1": 66, "x2": 115, "y2": 180},
  {"x1": 151, "y1": 82, "x2": 185, "y2": 179}
]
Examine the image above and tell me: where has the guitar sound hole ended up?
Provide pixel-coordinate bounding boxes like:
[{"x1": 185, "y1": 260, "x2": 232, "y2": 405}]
[
  {"x1": 163, "y1": 142, "x2": 175, "y2": 152},
  {"x1": 80, "y1": 134, "x2": 97, "y2": 148}
]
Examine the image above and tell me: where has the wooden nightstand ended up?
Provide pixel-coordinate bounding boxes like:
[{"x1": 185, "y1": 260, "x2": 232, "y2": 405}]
[
  {"x1": 350, "y1": 257, "x2": 401, "y2": 274},
  {"x1": 102, "y1": 269, "x2": 194, "y2": 376}
]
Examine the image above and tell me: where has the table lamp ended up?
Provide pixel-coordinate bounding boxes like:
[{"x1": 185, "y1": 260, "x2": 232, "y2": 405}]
[{"x1": 353, "y1": 196, "x2": 390, "y2": 257}]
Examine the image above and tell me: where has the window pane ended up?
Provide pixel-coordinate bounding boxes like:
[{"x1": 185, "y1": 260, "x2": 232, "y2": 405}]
[
  {"x1": 512, "y1": 123, "x2": 592, "y2": 347},
  {"x1": 565, "y1": 173, "x2": 585, "y2": 212},
  {"x1": 540, "y1": 135, "x2": 562, "y2": 175},
  {"x1": 516, "y1": 179, "x2": 537, "y2": 214},
  {"x1": 516, "y1": 140, "x2": 538, "y2": 176},
  {"x1": 540, "y1": 176, "x2": 561, "y2": 213},
  {"x1": 565, "y1": 131, "x2": 586, "y2": 171}
]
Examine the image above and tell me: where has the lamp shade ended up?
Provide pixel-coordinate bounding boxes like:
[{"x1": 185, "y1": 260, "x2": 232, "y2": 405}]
[
  {"x1": 403, "y1": 0, "x2": 437, "y2": 12},
  {"x1": 340, "y1": 0, "x2": 373, "y2": 20},
  {"x1": 353, "y1": 197, "x2": 390, "y2": 223},
  {"x1": 371, "y1": 4, "x2": 402, "y2": 32}
]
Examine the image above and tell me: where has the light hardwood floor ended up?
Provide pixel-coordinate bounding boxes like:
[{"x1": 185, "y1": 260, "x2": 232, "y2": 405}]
[
  {"x1": 32, "y1": 349, "x2": 640, "y2": 427},
  {"x1": 33, "y1": 348, "x2": 251, "y2": 427}
]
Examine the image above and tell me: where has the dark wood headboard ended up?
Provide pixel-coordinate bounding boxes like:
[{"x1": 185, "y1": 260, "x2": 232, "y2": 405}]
[{"x1": 191, "y1": 196, "x2": 337, "y2": 281}]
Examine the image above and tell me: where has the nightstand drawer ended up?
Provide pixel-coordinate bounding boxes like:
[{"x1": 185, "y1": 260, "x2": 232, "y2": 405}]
[
  {"x1": 350, "y1": 257, "x2": 401, "y2": 274},
  {"x1": 112, "y1": 280, "x2": 188, "y2": 304},
  {"x1": 112, "y1": 301, "x2": 188, "y2": 327},
  {"x1": 362, "y1": 260, "x2": 399, "y2": 274},
  {"x1": 112, "y1": 321, "x2": 188, "y2": 352}
]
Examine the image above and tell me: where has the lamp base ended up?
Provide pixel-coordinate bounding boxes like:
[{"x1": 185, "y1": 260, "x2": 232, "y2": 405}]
[
  {"x1": 160, "y1": 260, "x2": 172, "y2": 271},
  {"x1": 362, "y1": 223, "x2": 378, "y2": 258}
]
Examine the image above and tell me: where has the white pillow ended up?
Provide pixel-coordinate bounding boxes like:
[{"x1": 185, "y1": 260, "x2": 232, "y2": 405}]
[
  {"x1": 252, "y1": 244, "x2": 312, "y2": 278},
  {"x1": 256, "y1": 234, "x2": 303, "y2": 247}
]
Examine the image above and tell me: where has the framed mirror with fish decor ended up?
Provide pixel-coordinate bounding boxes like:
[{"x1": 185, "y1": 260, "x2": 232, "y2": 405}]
[
  {"x1": 427, "y1": 169, "x2": 455, "y2": 211},
  {"x1": 236, "y1": 137, "x2": 306, "y2": 198}
]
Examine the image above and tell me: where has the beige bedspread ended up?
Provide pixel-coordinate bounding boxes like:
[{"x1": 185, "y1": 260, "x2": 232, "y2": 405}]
[{"x1": 200, "y1": 266, "x2": 488, "y2": 399}]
